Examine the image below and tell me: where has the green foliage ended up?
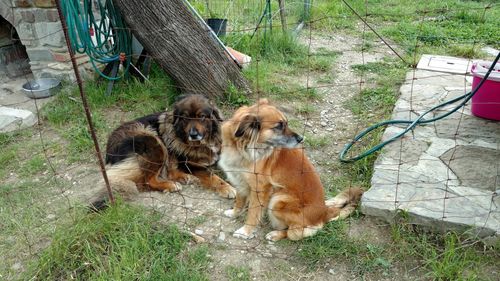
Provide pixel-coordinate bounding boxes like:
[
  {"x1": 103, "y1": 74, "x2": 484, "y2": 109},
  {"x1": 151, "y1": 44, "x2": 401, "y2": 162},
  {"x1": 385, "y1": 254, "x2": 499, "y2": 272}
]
[
  {"x1": 311, "y1": 0, "x2": 499, "y2": 56},
  {"x1": 377, "y1": 3, "x2": 499, "y2": 55},
  {"x1": 225, "y1": 32, "x2": 307, "y2": 63},
  {"x1": 304, "y1": 134, "x2": 330, "y2": 148},
  {"x1": 19, "y1": 155, "x2": 46, "y2": 176},
  {"x1": 25, "y1": 202, "x2": 210, "y2": 280},
  {"x1": 346, "y1": 87, "x2": 397, "y2": 117},
  {"x1": 225, "y1": 265, "x2": 251, "y2": 281},
  {"x1": 223, "y1": 82, "x2": 250, "y2": 107},
  {"x1": 298, "y1": 214, "x2": 498, "y2": 279},
  {"x1": 390, "y1": 215, "x2": 498, "y2": 281},
  {"x1": 0, "y1": 145, "x2": 18, "y2": 170},
  {"x1": 297, "y1": 221, "x2": 392, "y2": 276},
  {"x1": 296, "y1": 103, "x2": 316, "y2": 114}
]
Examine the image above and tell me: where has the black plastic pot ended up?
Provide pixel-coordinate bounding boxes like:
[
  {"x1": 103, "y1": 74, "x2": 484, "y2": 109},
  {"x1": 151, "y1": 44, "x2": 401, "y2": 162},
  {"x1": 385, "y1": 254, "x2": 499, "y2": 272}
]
[{"x1": 206, "y1": 18, "x2": 227, "y2": 37}]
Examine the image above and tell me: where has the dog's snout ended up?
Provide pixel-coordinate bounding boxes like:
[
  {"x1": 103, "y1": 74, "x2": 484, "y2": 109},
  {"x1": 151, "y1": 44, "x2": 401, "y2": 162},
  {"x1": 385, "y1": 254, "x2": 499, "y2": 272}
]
[
  {"x1": 295, "y1": 134, "x2": 304, "y2": 143},
  {"x1": 189, "y1": 127, "x2": 199, "y2": 137}
]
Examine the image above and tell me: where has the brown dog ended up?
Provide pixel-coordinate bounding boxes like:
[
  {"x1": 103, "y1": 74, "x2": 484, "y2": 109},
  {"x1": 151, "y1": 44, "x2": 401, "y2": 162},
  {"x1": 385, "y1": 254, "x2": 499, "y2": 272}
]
[
  {"x1": 218, "y1": 99, "x2": 363, "y2": 241},
  {"x1": 91, "y1": 94, "x2": 235, "y2": 208}
]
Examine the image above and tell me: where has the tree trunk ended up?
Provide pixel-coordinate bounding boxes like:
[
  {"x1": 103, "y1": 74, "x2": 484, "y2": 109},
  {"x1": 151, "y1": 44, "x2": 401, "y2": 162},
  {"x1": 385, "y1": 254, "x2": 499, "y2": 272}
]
[
  {"x1": 278, "y1": 0, "x2": 287, "y2": 33},
  {"x1": 113, "y1": 0, "x2": 251, "y2": 99}
]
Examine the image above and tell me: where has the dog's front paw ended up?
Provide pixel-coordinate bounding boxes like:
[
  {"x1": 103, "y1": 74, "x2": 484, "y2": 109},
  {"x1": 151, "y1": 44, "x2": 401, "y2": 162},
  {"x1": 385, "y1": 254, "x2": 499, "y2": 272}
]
[
  {"x1": 233, "y1": 226, "x2": 255, "y2": 239},
  {"x1": 170, "y1": 172, "x2": 198, "y2": 185},
  {"x1": 218, "y1": 184, "x2": 237, "y2": 199},
  {"x1": 224, "y1": 209, "x2": 237, "y2": 218},
  {"x1": 163, "y1": 182, "x2": 182, "y2": 193},
  {"x1": 265, "y1": 230, "x2": 286, "y2": 241},
  {"x1": 325, "y1": 197, "x2": 346, "y2": 208}
]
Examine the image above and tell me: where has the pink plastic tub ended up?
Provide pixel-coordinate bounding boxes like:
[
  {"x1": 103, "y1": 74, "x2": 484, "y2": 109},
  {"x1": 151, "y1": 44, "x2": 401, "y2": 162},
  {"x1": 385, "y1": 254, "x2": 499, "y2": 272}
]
[{"x1": 470, "y1": 61, "x2": 500, "y2": 121}]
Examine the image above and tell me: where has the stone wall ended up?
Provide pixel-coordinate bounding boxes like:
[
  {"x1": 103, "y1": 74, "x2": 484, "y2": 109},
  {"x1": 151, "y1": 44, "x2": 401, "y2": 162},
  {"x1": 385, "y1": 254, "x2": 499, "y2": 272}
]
[{"x1": 0, "y1": 0, "x2": 91, "y2": 81}]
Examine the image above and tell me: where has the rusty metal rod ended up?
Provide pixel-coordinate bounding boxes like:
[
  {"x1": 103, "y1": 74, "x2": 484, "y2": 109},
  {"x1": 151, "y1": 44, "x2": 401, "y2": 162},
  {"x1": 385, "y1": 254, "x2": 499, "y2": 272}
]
[{"x1": 55, "y1": 0, "x2": 115, "y2": 204}]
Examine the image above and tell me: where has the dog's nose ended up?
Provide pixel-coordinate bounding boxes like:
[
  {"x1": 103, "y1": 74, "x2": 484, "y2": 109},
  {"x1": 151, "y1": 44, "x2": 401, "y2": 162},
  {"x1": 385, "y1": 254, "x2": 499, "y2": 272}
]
[
  {"x1": 295, "y1": 134, "x2": 304, "y2": 143},
  {"x1": 189, "y1": 127, "x2": 199, "y2": 138}
]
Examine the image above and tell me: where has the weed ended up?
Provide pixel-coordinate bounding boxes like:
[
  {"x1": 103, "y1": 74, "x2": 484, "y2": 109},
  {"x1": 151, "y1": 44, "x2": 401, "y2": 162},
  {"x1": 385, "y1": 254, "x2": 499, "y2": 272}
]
[
  {"x1": 448, "y1": 45, "x2": 486, "y2": 59},
  {"x1": 225, "y1": 265, "x2": 251, "y2": 281},
  {"x1": 296, "y1": 104, "x2": 316, "y2": 114},
  {"x1": 316, "y1": 74, "x2": 335, "y2": 84},
  {"x1": 19, "y1": 155, "x2": 46, "y2": 177},
  {"x1": 296, "y1": 220, "x2": 392, "y2": 277},
  {"x1": 358, "y1": 41, "x2": 374, "y2": 52},
  {"x1": 287, "y1": 118, "x2": 303, "y2": 131},
  {"x1": 223, "y1": 83, "x2": 250, "y2": 107},
  {"x1": 189, "y1": 215, "x2": 208, "y2": 227},
  {"x1": 0, "y1": 145, "x2": 18, "y2": 172},
  {"x1": 24, "y1": 202, "x2": 210, "y2": 280},
  {"x1": 297, "y1": 212, "x2": 498, "y2": 279},
  {"x1": 305, "y1": 134, "x2": 330, "y2": 148},
  {"x1": 226, "y1": 31, "x2": 337, "y2": 102},
  {"x1": 389, "y1": 215, "x2": 499, "y2": 280},
  {"x1": 346, "y1": 87, "x2": 397, "y2": 117}
]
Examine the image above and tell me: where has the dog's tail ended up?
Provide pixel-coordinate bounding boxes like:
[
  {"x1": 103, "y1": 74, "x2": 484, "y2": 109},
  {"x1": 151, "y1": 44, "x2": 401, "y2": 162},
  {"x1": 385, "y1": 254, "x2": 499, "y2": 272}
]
[
  {"x1": 325, "y1": 187, "x2": 364, "y2": 222},
  {"x1": 88, "y1": 161, "x2": 142, "y2": 212}
]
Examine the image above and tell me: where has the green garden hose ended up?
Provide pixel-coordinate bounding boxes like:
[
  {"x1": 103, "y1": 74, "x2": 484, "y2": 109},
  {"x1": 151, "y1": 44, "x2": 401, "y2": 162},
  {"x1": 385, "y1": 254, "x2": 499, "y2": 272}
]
[
  {"x1": 60, "y1": 0, "x2": 132, "y2": 80},
  {"x1": 340, "y1": 52, "x2": 500, "y2": 163}
]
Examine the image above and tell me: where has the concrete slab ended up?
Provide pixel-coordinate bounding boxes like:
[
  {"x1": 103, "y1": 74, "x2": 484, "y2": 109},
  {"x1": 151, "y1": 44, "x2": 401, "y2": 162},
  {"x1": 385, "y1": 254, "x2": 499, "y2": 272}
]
[
  {"x1": 0, "y1": 106, "x2": 36, "y2": 132},
  {"x1": 0, "y1": 75, "x2": 55, "y2": 132},
  {"x1": 361, "y1": 69, "x2": 500, "y2": 241}
]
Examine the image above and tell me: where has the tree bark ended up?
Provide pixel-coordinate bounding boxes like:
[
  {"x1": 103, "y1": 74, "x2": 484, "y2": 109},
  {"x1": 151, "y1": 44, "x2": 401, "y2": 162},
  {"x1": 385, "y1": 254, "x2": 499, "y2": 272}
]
[
  {"x1": 113, "y1": 0, "x2": 250, "y2": 99},
  {"x1": 278, "y1": 0, "x2": 287, "y2": 33}
]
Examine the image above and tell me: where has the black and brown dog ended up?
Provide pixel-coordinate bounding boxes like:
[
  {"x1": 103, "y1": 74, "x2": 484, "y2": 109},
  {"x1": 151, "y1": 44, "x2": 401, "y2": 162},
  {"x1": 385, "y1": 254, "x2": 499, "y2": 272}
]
[{"x1": 91, "y1": 94, "x2": 236, "y2": 207}]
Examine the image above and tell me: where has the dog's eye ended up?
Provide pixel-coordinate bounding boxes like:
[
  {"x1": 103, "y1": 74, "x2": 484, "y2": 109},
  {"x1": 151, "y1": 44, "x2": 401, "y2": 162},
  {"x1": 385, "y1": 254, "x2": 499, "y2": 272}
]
[
  {"x1": 199, "y1": 114, "x2": 206, "y2": 121},
  {"x1": 274, "y1": 121, "x2": 284, "y2": 130}
]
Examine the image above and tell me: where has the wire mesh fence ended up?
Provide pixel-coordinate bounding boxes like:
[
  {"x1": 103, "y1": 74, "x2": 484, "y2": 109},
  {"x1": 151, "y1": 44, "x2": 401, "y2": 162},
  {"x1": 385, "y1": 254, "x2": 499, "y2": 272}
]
[{"x1": 1, "y1": 0, "x2": 499, "y2": 280}]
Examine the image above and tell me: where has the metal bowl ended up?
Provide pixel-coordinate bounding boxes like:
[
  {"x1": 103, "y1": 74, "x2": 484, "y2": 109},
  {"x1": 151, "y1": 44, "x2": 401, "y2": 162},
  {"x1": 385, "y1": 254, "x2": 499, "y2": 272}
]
[{"x1": 22, "y1": 78, "x2": 61, "y2": 99}]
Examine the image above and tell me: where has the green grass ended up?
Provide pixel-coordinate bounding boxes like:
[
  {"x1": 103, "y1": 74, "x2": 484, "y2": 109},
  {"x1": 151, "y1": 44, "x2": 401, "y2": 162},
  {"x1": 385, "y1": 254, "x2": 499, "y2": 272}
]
[
  {"x1": 223, "y1": 31, "x2": 338, "y2": 101},
  {"x1": 346, "y1": 87, "x2": 397, "y2": 117},
  {"x1": 296, "y1": 103, "x2": 316, "y2": 114},
  {"x1": 304, "y1": 134, "x2": 330, "y2": 148},
  {"x1": 295, "y1": 219, "x2": 391, "y2": 276},
  {"x1": 311, "y1": 0, "x2": 498, "y2": 59},
  {"x1": 390, "y1": 213, "x2": 499, "y2": 280},
  {"x1": 295, "y1": 214, "x2": 499, "y2": 279},
  {"x1": 19, "y1": 155, "x2": 46, "y2": 177},
  {"x1": 0, "y1": 146, "x2": 18, "y2": 175},
  {"x1": 225, "y1": 265, "x2": 251, "y2": 281},
  {"x1": 24, "y1": 202, "x2": 210, "y2": 280},
  {"x1": 0, "y1": 130, "x2": 51, "y2": 179}
]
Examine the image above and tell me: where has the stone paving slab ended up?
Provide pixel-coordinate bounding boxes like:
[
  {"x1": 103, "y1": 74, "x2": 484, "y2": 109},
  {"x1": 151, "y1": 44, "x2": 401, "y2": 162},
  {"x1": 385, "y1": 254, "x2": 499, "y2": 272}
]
[
  {"x1": 0, "y1": 76, "x2": 55, "y2": 132},
  {"x1": 0, "y1": 106, "x2": 36, "y2": 132},
  {"x1": 361, "y1": 69, "x2": 500, "y2": 241}
]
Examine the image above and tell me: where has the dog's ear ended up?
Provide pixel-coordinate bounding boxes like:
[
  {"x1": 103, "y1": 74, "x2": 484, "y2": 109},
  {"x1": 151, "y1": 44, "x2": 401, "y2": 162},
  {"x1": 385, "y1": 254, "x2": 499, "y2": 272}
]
[
  {"x1": 235, "y1": 114, "x2": 260, "y2": 138},
  {"x1": 258, "y1": 98, "x2": 269, "y2": 105},
  {"x1": 210, "y1": 106, "x2": 223, "y2": 122},
  {"x1": 172, "y1": 108, "x2": 180, "y2": 125},
  {"x1": 175, "y1": 94, "x2": 189, "y2": 103}
]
